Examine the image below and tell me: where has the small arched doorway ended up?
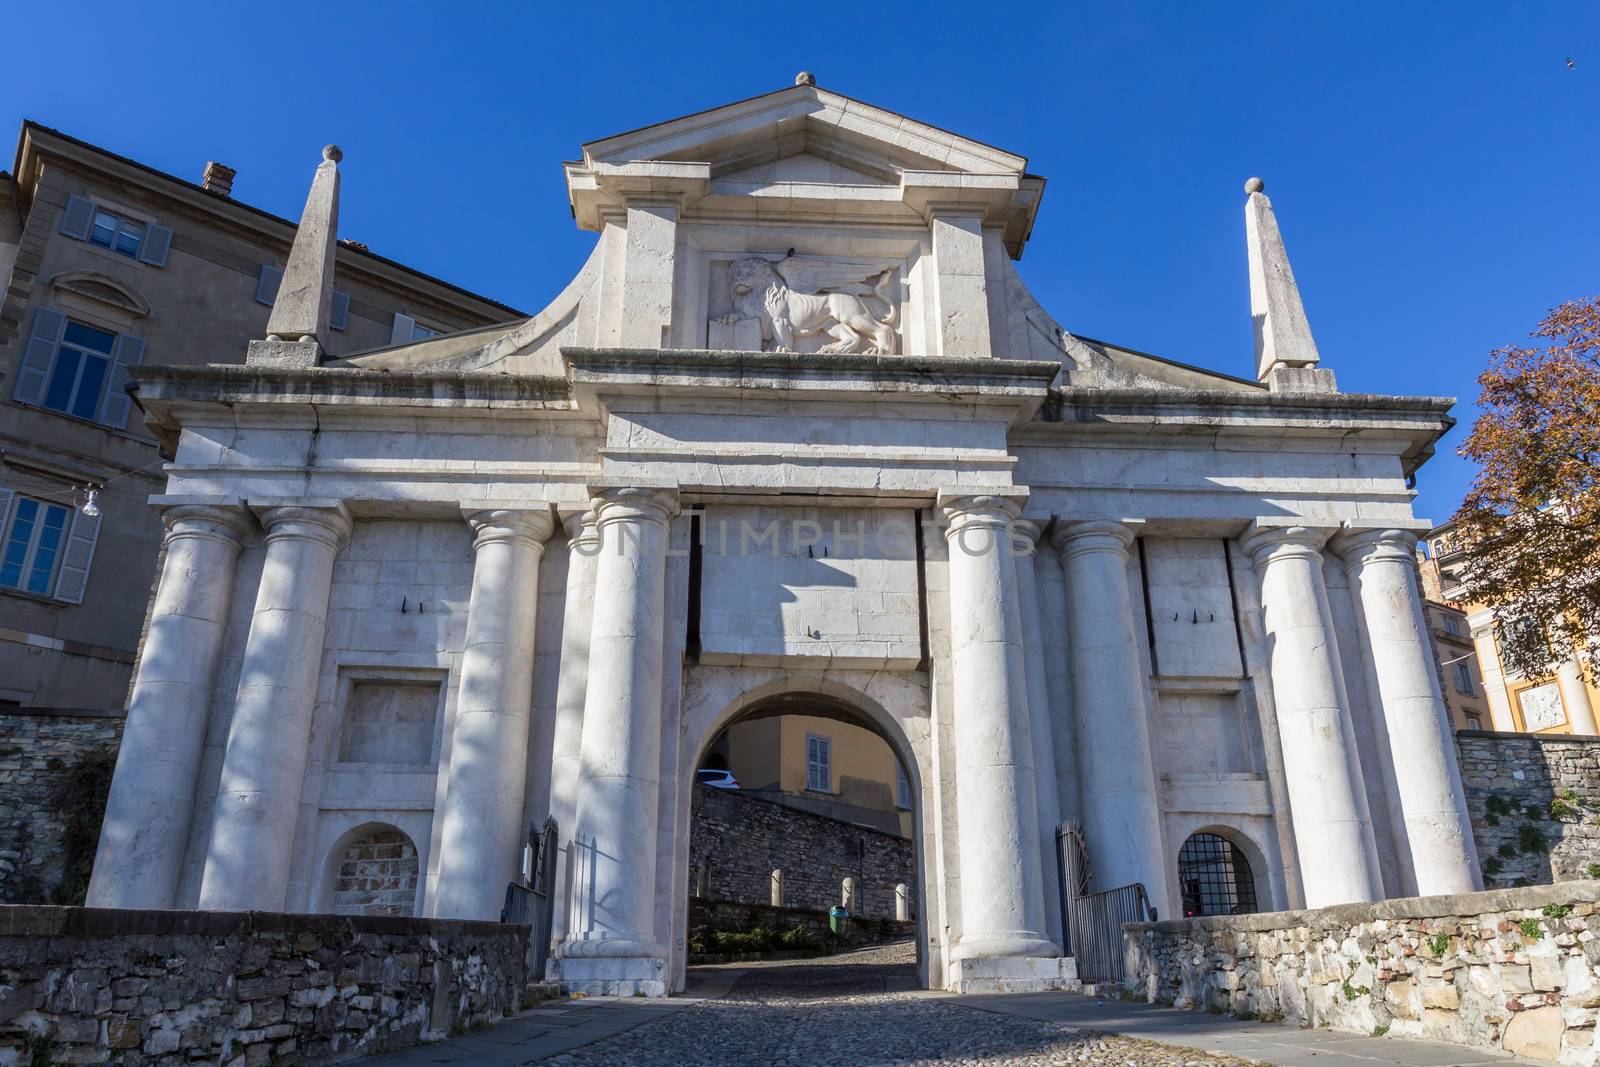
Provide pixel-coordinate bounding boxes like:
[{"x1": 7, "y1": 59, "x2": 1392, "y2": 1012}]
[
  {"x1": 1177, "y1": 831, "x2": 1259, "y2": 917},
  {"x1": 321, "y1": 823, "x2": 420, "y2": 916},
  {"x1": 681, "y1": 686, "x2": 925, "y2": 986}
]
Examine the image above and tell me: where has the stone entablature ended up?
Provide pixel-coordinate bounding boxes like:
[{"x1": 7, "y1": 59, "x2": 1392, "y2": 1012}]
[
  {"x1": 0, "y1": 906, "x2": 529, "y2": 1066},
  {"x1": 1125, "y1": 880, "x2": 1600, "y2": 1065}
]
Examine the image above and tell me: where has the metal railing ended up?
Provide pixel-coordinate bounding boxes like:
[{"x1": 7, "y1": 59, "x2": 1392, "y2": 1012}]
[
  {"x1": 1058, "y1": 821, "x2": 1158, "y2": 985},
  {"x1": 502, "y1": 817, "x2": 558, "y2": 981}
]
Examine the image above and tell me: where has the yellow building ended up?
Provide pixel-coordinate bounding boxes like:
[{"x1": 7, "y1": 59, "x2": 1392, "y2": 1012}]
[
  {"x1": 702, "y1": 710, "x2": 913, "y2": 839},
  {"x1": 1421, "y1": 523, "x2": 1600, "y2": 735}
]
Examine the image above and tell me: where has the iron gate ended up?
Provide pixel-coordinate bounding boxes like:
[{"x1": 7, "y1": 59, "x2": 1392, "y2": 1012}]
[
  {"x1": 1058, "y1": 821, "x2": 1157, "y2": 984},
  {"x1": 503, "y1": 817, "x2": 558, "y2": 980}
]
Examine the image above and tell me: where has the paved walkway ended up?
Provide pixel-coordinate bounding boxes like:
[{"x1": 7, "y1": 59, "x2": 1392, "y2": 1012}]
[{"x1": 360, "y1": 945, "x2": 1541, "y2": 1066}]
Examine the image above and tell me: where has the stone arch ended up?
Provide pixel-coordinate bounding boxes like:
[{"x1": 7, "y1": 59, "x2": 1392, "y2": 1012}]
[
  {"x1": 672, "y1": 670, "x2": 931, "y2": 988},
  {"x1": 1175, "y1": 824, "x2": 1270, "y2": 918},
  {"x1": 49, "y1": 270, "x2": 151, "y2": 319},
  {"x1": 317, "y1": 821, "x2": 421, "y2": 917}
]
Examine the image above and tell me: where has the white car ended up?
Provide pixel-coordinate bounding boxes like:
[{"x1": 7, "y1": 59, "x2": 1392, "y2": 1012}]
[{"x1": 696, "y1": 768, "x2": 739, "y2": 789}]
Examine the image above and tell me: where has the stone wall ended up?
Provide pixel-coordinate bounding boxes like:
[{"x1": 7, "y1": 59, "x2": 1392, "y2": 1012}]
[
  {"x1": 0, "y1": 710, "x2": 122, "y2": 905},
  {"x1": 687, "y1": 897, "x2": 916, "y2": 949},
  {"x1": 1124, "y1": 880, "x2": 1600, "y2": 1065},
  {"x1": 0, "y1": 906, "x2": 529, "y2": 1066},
  {"x1": 1457, "y1": 732, "x2": 1600, "y2": 887},
  {"x1": 690, "y1": 784, "x2": 915, "y2": 920}
]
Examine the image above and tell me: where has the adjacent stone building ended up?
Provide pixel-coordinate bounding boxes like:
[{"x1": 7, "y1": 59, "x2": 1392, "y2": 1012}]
[
  {"x1": 86, "y1": 77, "x2": 1483, "y2": 996},
  {"x1": 0, "y1": 123, "x2": 522, "y2": 711}
]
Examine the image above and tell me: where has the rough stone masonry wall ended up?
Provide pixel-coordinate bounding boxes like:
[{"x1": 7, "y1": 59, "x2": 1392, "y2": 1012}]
[
  {"x1": 1457, "y1": 732, "x2": 1600, "y2": 888},
  {"x1": 690, "y1": 784, "x2": 915, "y2": 921},
  {"x1": 0, "y1": 906, "x2": 528, "y2": 1066},
  {"x1": 1125, "y1": 880, "x2": 1600, "y2": 1065},
  {"x1": 0, "y1": 710, "x2": 122, "y2": 905}
]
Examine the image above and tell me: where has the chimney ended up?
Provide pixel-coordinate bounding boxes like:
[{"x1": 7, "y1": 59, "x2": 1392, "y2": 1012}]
[{"x1": 202, "y1": 161, "x2": 236, "y2": 197}]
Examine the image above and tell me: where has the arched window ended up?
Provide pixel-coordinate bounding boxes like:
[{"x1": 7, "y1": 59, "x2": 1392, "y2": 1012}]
[
  {"x1": 1178, "y1": 832, "x2": 1258, "y2": 917},
  {"x1": 330, "y1": 826, "x2": 419, "y2": 916}
]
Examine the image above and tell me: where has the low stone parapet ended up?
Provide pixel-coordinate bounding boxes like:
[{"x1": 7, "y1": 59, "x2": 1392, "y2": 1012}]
[
  {"x1": 0, "y1": 905, "x2": 529, "y2": 1066},
  {"x1": 1124, "y1": 880, "x2": 1600, "y2": 1065}
]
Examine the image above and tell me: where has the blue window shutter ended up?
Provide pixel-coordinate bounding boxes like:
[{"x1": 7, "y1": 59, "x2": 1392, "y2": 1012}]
[
  {"x1": 98, "y1": 334, "x2": 145, "y2": 428},
  {"x1": 13, "y1": 308, "x2": 67, "y2": 406},
  {"x1": 330, "y1": 290, "x2": 350, "y2": 331},
  {"x1": 390, "y1": 312, "x2": 415, "y2": 345},
  {"x1": 53, "y1": 504, "x2": 102, "y2": 604},
  {"x1": 255, "y1": 264, "x2": 282, "y2": 306},
  {"x1": 59, "y1": 196, "x2": 93, "y2": 239},
  {"x1": 137, "y1": 224, "x2": 173, "y2": 266}
]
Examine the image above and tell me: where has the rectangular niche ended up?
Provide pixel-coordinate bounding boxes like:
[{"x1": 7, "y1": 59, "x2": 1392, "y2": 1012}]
[{"x1": 338, "y1": 676, "x2": 442, "y2": 765}]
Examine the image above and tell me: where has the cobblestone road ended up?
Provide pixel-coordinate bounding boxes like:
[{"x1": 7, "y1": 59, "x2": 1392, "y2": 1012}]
[{"x1": 539, "y1": 943, "x2": 1256, "y2": 1066}]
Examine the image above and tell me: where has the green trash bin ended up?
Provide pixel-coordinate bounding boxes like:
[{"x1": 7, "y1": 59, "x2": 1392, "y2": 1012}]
[{"x1": 829, "y1": 905, "x2": 850, "y2": 936}]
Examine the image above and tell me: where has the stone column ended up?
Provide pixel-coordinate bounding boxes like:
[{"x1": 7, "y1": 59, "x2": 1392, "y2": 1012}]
[
  {"x1": 1013, "y1": 519, "x2": 1065, "y2": 948},
  {"x1": 561, "y1": 488, "x2": 678, "y2": 990},
  {"x1": 1555, "y1": 657, "x2": 1600, "y2": 736},
  {"x1": 87, "y1": 503, "x2": 249, "y2": 909},
  {"x1": 1053, "y1": 521, "x2": 1168, "y2": 914},
  {"x1": 433, "y1": 507, "x2": 556, "y2": 920},
  {"x1": 1241, "y1": 526, "x2": 1383, "y2": 908},
  {"x1": 941, "y1": 496, "x2": 1055, "y2": 965},
  {"x1": 1333, "y1": 529, "x2": 1481, "y2": 895},
  {"x1": 548, "y1": 509, "x2": 599, "y2": 943},
  {"x1": 198, "y1": 502, "x2": 351, "y2": 912}
]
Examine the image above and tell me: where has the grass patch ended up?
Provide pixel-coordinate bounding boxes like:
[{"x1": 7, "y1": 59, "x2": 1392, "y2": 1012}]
[
  {"x1": 1342, "y1": 980, "x2": 1370, "y2": 1001},
  {"x1": 1518, "y1": 917, "x2": 1543, "y2": 941},
  {"x1": 1427, "y1": 933, "x2": 1450, "y2": 957},
  {"x1": 1542, "y1": 904, "x2": 1572, "y2": 919}
]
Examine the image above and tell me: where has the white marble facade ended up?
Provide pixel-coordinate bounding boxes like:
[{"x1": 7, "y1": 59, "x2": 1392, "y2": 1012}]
[{"x1": 87, "y1": 77, "x2": 1480, "y2": 995}]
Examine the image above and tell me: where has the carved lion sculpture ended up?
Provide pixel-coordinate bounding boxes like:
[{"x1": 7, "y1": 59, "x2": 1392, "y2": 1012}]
[{"x1": 717, "y1": 257, "x2": 898, "y2": 355}]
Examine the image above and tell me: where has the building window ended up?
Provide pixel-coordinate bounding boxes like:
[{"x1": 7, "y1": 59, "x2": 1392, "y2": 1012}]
[
  {"x1": 89, "y1": 209, "x2": 144, "y2": 258},
  {"x1": 805, "y1": 733, "x2": 831, "y2": 792},
  {"x1": 1465, "y1": 714, "x2": 1483, "y2": 731},
  {"x1": 43, "y1": 320, "x2": 117, "y2": 421},
  {"x1": 0, "y1": 496, "x2": 70, "y2": 595},
  {"x1": 1177, "y1": 831, "x2": 1258, "y2": 917},
  {"x1": 1453, "y1": 660, "x2": 1476, "y2": 695},
  {"x1": 410, "y1": 322, "x2": 438, "y2": 341},
  {"x1": 896, "y1": 762, "x2": 912, "y2": 809},
  {"x1": 1443, "y1": 615, "x2": 1462, "y2": 637}
]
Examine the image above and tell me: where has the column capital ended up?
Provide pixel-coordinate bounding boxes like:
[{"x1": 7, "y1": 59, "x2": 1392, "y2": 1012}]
[
  {"x1": 159, "y1": 503, "x2": 251, "y2": 553},
  {"x1": 1329, "y1": 527, "x2": 1420, "y2": 570},
  {"x1": 465, "y1": 507, "x2": 556, "y2": 551},
  {"x1": 939, "y1": 494, "x2": 1021, "y2": 534},
  {"x1": 564, "y1": 509, "x2": 600, "y2": 550},
  {"x1": 590, "y1": 486, "x2": 679, "y2": 527},
  {"x1": 1012, "y1": 518, "x2": 1046, "y2": 553},
  {"x1": 1050, "y1": 519, "x2": 1136, "y2": 559},
  {"x1": 253, "y1": 500, "x2": 352, "y2": 551},
  {"x1": 1239, "y1": 523, "x2": 1332, "y2": 568}
]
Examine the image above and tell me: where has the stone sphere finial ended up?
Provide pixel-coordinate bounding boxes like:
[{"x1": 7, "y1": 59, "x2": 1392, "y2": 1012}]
[
  {"x1": 1244, "y1": 176, "x2": 1265, "y2": 195},
  {"x1": 795, "y1": 71, "x2": 816, "y2": 87},
  {"x1": 323, "y1": 144, "x2": 344, "y2": 163}
]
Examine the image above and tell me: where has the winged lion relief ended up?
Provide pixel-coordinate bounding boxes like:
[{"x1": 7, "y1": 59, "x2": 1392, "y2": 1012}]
[{"x1": 712, "y1": 256, "x2": 899, "y2": 355}]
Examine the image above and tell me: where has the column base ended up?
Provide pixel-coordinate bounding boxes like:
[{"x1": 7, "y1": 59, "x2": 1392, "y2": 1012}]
[
  {"x1": 946, "y1": 954, "x2": 1080, "y2": 994},
  {"x1": 552, "y1": 956, "x2": 669, "y2": 997}
]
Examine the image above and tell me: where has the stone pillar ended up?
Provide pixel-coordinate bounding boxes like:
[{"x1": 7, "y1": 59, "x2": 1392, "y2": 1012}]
[
  {"x1": 1052, "y1": 521, "x2": 1169, "y2": 914},
  {"x1": 930, "y1": 212, "x2": 992, "y2": 359},
  {"x1": 548, "y1": 510, "x2": 599, "y2": 943},
  {"x1": 1334, "y1": 529, "x2": 1482, "y2": 895},
  {"x1": 1556, "y1": 657, "x2": 1600, "y2": 736},
  {"x1": 88, "y1": 504, "x2": 249, "y2": 909},
  {"x1": 1013, "y1": 519, "x2": 1065, "y2": 948},
  {"x1": 198, "y1": 502, "x2": 351, "y2": 912},
  {"x1": 941, "y1": 496, "x2": 1056, "y2": 971},
  {"x1": 561, "y1": 487, "x2": 678, "y2": 994},
  {"x1": 842, "y1": 877, "x2": 856, "y2": 910},
  {"x1": 619, "y1": 202, "x2": 678, "y2": 349},
  {"x1": 895, "y1": 882, "x2": 910, "y2": 922},
  {"x1": 770, "y1": 869, "x2": 783, "y2": 908},
  {"x1": 1241, "y1": 526, "x2": 1383, "y2": 908},
  {"x1": 432, "y1": 507, "x2": 555, "y2": 920}
]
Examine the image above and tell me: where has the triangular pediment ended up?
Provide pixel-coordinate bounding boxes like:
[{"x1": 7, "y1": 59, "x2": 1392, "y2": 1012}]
[
  {"x1": 577, "y1": 83, "x2": 1030, "y2": 182},
  {"x1": 714, "y1": 152, "x2": 895, "y2": 189}
]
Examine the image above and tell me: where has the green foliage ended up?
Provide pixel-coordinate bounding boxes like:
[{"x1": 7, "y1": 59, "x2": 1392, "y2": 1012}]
[
  {"x1": 1542, "y1": 904, "x2": 1572, "y2": 919},
  {"x1": 1517, "y1": 822, "x2": 1548, "y2": 855},
  {"x1": 1587, "y1": 863, "x2": 1600, "y2": 879},
  {"x1": 1498, "y1": 842, "x2": 1518, "y2": 859},
  {"x1": 1483, "y1": 856, "x2": 1503, "y2": 877},
  {"x1": 1341, "y1": 980, "x2": 1370, "y2": 1001},
  {"x1": 25, "y1": 1033, "x2": 56, "y2": 1067},
  {"x1": 51, "y1": 749, "x2": 117, "y2": 905},
  {"x1": 1551, "y1": 791, "x2": 1580, "y2": 821},
  {"x1": 1513, "y1": 877, "x2": 1533, "y2": 888},
  {"x1": 1427, "y1": 934, "x2": 1450, "y2": 957},
  {"x1": 1485, "y1": 793, "x2": 1522, "y2": 819},
  {"x1": 1372, "y1": 1024, "x2": 1391, "y2": 1037},
  {"x1": 1519, "y1": 917, "x2": 1543, "y2": 941}
]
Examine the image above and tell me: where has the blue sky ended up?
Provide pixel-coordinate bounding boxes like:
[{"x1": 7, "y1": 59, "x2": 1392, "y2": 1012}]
[{"x1": 8, "y1": 2, "x2": 1595, "y2": 520}]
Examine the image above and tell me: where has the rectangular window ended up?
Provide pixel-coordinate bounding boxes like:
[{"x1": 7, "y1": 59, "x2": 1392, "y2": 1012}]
[
  {"x1": 1443, "y1": 615, "x2": 1462, "y2": 636},
  {"x1": 1465, "y1": 714, "x2": 1482, "y2": 731},
  {"x1": 0, "y1": 496, "x2": 70, "y2": 595},
  {"x1": 805, "y1": 734, "x2": 831, "y2": 792},
  {"x1": 43, "y1": 320, "x2": 117, "y2": 421},
  {"x1": 89, "y1": 209, "x2": 145, "y2": 258},
  {"x1": 896, "y1": 762, "x2": 912, "y2": 809},
  {"x1": 410, "y1": 322, "x2": 438, "y2": 341},
  {"x1": 1453, "y1": 661, "x2": 1476, "y2": 695}
]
